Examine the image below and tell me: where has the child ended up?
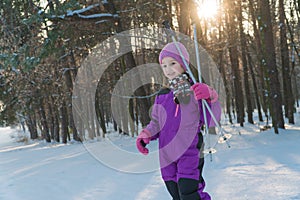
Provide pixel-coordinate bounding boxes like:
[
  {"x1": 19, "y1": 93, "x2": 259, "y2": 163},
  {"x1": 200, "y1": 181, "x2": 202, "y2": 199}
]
[{"x1": 136, "y1": 42, "x2": 219, "y2": 200}]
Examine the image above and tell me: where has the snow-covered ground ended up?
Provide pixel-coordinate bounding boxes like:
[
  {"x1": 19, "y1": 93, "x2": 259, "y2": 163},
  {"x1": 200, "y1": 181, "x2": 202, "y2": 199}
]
[{"x1": 1, "y1": 111, "x2": 300, "y2": 200}]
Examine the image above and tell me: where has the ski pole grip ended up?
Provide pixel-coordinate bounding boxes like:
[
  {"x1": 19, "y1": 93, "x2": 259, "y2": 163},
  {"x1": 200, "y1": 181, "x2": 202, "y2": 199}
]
[
  {"x1": 162, "y1": 20, "x2": 171, "y2": 29},
  {"x1": 162, "y1": 20, "x2": 174, "y2": 36}
]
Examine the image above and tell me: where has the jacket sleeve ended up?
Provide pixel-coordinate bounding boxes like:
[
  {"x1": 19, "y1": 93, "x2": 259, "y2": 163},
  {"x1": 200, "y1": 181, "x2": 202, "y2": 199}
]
[
  {"x1": 145, "y1": 96, "x2": 161, "y2": 141},
  {"x1": 198, "y1": 100, "x2": 222, "y2": 128}
]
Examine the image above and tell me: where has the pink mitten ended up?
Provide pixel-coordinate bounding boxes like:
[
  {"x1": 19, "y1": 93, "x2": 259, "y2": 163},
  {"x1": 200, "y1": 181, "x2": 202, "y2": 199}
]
[
  {"x1": 191, "y1": 83, "x2": 218, "y2": 103},
  {"x1": 136, "y1": 129, "x2": 151, "y2": 155}
]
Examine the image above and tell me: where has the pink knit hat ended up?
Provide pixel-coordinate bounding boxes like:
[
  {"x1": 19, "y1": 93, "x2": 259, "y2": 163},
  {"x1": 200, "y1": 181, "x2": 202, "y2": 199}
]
[{"x1": 159, "y1": 42, "x2": 190, "y2": 70}]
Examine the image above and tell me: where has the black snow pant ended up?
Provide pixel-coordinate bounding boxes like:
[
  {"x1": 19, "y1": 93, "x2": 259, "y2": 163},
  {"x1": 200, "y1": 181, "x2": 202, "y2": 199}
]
[{"x1": 165, "y1": 178, "x2": 205, "y2": 200}]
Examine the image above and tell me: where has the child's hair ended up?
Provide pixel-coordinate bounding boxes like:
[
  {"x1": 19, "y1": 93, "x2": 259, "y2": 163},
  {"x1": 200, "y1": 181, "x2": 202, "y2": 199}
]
[{"x1": 159, "y1": 42, "x2": 190, "y2": 71}]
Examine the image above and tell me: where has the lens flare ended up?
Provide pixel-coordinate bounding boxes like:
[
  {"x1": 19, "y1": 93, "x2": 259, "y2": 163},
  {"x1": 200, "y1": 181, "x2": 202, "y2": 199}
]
[{"x1": 197, "y1": 0, "x2": 219, "y2": 19}]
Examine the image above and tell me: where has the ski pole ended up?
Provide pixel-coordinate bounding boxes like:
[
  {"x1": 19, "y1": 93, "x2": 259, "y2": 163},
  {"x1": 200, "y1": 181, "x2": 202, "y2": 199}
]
[
  {"x1": 193, "y1": 23, "x2": 209, "y2": 136},
  {"x1": 192, "y1": 22, "x2": 213, "y2": 160},
  {"x1": 162, "y1": 21, "x2": 231, "y2": 148},
  {"x1": 162, "y1": 20, "x2": 211, "y2": 127},
  {"x1": 191, "y1": 22, "x2": 231, "y2": 148}
]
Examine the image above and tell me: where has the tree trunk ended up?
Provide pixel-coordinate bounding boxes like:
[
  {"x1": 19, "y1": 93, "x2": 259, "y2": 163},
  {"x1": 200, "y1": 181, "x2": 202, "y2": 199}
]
[
  {"x1": 66, "y1": 73, "x2": 81, "y2": 141},
  {"x1": 99, "y1": 98, "x2": 107, "y2": 137},
  {"x1": 226, "y1": 0, "x2": 245, "y2": 126},
  {"x1": 120, "y1": 59, "x2": 129, "y2": 135},
  {"x1": 52, "y1": 97, "x2": 60, "y2": 143},
  {"x1": 47, "y1": 100, "x2": 55, "y2": 140},
  {"x1": 260, "y1": 0, "x2": 285, "y2": 133},
  {"x1": 178, "y1": 0, "x2": 191, "y2": 35},
  {"x1": 292, "y1": 47, "x2": 299, "y2": 108},
  {"x1": 246, "y1": 45, "x2": 263, "y2": 122},
  {"x1": 249, "y1": 0, "x2": 269, "y2": 121},
  {"x1": 279, "y1": 0, "x2": 295, "y2": 124},
  {"x1": 39, "y1": 98, "x2": 51, "y2": 142},
  {"x1": 26, "y1": 112, "x2": 38, "y2": 140},
  {"x1": 60, "y1": 100, "x2": 69, "y2": 143},
  {"x1": 216, "y1": 20, "x2": 232, "y2": 124},
  {"x1": 87, "y1": 92, "x2": 96, "y2": 139},
  {"x1": 238, "y1": 0, "x2": 253, "y2": 124}
]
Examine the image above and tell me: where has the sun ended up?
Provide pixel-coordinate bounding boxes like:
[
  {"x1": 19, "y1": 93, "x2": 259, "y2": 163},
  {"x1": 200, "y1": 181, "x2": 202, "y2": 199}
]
[{"x1": 197, "y1": 0, "x2": 219, "y2": 20}]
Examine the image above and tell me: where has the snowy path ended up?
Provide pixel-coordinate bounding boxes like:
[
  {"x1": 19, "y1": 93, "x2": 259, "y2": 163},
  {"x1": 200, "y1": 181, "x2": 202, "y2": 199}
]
[
  {"x1": 205, "y1": 124, "x2": 300, "y2": 200},
  {"x1": 0, "y1": 128, "x2": 168, "y2": 200},
  {"x1": 1, "y1": 122, "x2": 300, "y2": 200}
]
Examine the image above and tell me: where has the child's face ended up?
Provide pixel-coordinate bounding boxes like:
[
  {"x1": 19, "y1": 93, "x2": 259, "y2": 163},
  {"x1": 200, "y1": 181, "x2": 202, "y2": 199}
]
[{"x1": 161, "y1": 57, "x2": 185, "y2": 80}]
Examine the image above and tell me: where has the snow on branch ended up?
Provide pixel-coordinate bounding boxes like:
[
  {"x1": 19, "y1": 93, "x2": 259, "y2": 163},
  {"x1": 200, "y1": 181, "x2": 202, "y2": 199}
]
[
  {"x1": 52, "y1": 3, "x2": 118, "y2": 20},
  {"x1": 68, "y1": 13, "x2": 117, "y2": 19}
]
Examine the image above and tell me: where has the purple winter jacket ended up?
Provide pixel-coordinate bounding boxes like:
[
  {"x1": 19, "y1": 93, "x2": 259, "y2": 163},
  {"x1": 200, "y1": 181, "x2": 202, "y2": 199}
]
[{"x1": 145, "y1": 88, "x2": 221, "y2": 168}]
